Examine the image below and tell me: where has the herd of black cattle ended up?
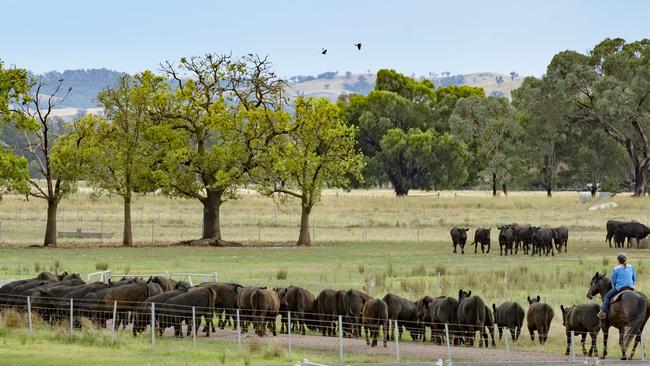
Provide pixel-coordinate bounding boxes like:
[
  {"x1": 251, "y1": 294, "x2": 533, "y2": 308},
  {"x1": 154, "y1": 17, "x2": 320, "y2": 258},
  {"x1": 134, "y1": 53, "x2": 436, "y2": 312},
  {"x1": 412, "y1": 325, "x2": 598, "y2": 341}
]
[
  {"x1": 0, "y1": 271, "x2": 598, "y2": 354},
  {"x1": 450, "y1": 219, "x2": 650, "y2": 255},
  {"x1": 0, "y1": 218, "x2": 649, "y2": 355}
]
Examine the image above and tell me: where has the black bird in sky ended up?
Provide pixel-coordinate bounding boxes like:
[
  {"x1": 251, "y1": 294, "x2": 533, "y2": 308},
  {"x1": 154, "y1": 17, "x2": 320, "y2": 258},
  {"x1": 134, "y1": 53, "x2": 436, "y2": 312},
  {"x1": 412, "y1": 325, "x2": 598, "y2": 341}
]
[
  {"x1": 321, "y1": 48, "x2": 327, "y2": 55},
  {"x1": 355, "y1": 42, "x2": 362, "y2": 50}
]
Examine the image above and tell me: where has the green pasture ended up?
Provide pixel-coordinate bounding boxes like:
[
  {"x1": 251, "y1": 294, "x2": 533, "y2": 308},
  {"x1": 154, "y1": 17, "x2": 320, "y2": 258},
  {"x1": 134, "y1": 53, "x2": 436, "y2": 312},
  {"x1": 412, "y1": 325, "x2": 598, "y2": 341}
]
[{"x1": 1, "y1": 189, "x2": 650, "y2": 362}]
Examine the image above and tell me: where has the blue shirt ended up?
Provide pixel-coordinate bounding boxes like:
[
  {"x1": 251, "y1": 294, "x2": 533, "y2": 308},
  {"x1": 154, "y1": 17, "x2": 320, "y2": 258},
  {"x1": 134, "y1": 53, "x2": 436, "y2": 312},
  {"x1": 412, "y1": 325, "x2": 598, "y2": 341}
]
[{"x1": 612, "y1": 264, "x2": 636, "y2": 290}]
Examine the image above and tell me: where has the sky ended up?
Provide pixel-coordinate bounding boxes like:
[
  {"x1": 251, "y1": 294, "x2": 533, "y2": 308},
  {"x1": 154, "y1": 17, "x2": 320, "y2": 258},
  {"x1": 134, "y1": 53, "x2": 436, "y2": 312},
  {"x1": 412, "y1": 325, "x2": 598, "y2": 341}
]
[{"x1": 1, "y1": 0, "x2": 649, "y2": 78}]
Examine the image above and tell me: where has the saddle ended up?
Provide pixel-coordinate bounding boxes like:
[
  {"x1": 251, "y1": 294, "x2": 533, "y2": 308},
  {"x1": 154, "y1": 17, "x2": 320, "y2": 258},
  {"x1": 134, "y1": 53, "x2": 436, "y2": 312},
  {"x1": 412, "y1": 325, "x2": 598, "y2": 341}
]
[{"x1": 611, "y1": 288, "x2": 634, "y2": 304}]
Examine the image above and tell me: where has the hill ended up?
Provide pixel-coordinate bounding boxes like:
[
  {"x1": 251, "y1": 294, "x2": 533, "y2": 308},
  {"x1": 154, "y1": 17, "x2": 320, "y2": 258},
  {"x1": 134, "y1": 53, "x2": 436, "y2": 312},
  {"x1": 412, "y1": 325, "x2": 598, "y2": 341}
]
[
  {"x1": 31, "y1": 69, "x2": 526, "y2": 119},
  {"x1": 287, "y1": 71, "x2": 525, "y2": 101}
]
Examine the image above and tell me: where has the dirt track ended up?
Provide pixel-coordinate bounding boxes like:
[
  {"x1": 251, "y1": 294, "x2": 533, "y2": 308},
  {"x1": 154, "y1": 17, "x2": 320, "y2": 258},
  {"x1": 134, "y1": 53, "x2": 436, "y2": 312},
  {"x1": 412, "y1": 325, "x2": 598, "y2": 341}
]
[{"x1": 153, "y1": 325, "x2": 575, "y2": 363}]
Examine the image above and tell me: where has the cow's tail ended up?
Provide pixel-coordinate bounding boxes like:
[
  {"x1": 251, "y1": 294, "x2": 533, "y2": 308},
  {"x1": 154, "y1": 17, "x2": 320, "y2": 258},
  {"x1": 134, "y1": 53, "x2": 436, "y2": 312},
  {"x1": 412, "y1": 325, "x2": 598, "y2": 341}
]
[{"x1": 624, "y1": 295, "x2": 648, "y2": 349}]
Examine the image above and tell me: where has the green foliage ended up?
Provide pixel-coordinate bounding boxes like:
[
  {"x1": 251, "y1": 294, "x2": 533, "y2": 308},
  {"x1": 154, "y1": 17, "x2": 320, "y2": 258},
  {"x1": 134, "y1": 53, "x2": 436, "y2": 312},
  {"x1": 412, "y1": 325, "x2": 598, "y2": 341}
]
[
  {"x1": 433, "y1": 85, "x2": 485, "y2": 131},
  {"x1": 375, "y1": 69, "x2": 435, "y2": 104},
  {"x1": 0, "y1": 146, "x2": 29, "y2": 199},
  {"x1": 450, "y1": 96, "x2": 521, "y2": 193},
  {"x1": 153, "y1": 54, "x2": 291, "y2": 240},
  {"x1": 543, "y1": 38, "x2": 650, "y2": 195},
  {"x1": 0, "y1": 61, "x2": 31, "y2": 198},
  {"x1": 258, "y1": 97, "x2": 364, "y2": 206},
  {"x1": 378, "y1": 128, "x2": 468, "y2": 195}
]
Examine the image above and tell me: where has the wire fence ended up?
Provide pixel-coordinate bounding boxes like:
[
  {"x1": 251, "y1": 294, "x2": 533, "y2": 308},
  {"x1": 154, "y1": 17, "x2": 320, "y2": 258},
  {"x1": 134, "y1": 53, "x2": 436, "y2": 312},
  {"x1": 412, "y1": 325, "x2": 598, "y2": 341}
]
[
  {"x1": 0, "y1": 289, "x2": 648, "y2": 365},
  {"x1": 0, "y1": 204, "x2": 640, "y2": 245}
]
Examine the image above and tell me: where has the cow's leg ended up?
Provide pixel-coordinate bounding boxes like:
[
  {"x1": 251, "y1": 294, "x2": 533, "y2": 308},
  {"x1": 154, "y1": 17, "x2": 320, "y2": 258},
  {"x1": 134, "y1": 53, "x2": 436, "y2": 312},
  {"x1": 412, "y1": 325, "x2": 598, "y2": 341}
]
[
  {"x1": 619, "y1": 330, "x2": 626, "y2": 360},
  {"x1": 603, "y1": 326, "x2": 609, "y2": 359},
  {"x1": 589, "y1": 331, "x2": 598, "y2": 357},
  {"x1": 365, "y1": 323, "x2": 370, "y2": 345},
  {"x1": 581, "y1": 332, "x2": 587, "y2": 355},
  {"x1": 453, "y1": 244, "x2": 457, "y2": 253},
  {"x1": 383, "y1": 321, "x2": 388, "y2": 347}
]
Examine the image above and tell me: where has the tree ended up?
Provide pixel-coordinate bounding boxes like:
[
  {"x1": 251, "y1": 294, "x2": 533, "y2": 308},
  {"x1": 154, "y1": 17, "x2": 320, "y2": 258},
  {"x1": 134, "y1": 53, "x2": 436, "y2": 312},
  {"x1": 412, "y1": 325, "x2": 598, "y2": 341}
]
[
  {"x1": 378, "y1": 128, "x2": 468, "y2": 195},
  {"x1": 0, "y1": 61, "x2": 30, "y2": 199},
  {"x1": 58, "y1": 72, "x2": 166, "y2": 246},
  {"x1": 545, "y1": 38, "x2": 650, "y2": 196},
  {"x1": 155, "y1": 54, "x2": 290, "y2": 245},
  {"x1": 512, "y1": 76, "x2": 570, "y2": 196},
  {"x1": 14, "y1": 77, "x2": 83, "y2": 246},
  {"x1": 450, "y1": 96, "x2": 521, "y2": 196},
  {"x1": 256, "y1": 97, "x2": 364, "y2": 246},
  {"x1": 432, "y1": 85, "x2": 485, "y2": 132}
]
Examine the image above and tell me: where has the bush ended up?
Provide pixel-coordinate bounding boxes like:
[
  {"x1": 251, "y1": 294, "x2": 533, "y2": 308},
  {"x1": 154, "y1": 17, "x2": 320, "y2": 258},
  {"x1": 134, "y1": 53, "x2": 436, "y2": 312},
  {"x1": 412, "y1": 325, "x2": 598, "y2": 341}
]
[
  {"x1": 410, "y1": 264, "x2": 427, "y2": 276},
  {"x1": 357, "y1": 263, "x2": 365, "y2": 274},
  {"x1": 95, "y1": 261, "x2": 109, "y2": 271},
  {"x1": 276, "y1": 268, "x2": 288, "y2": 280}
]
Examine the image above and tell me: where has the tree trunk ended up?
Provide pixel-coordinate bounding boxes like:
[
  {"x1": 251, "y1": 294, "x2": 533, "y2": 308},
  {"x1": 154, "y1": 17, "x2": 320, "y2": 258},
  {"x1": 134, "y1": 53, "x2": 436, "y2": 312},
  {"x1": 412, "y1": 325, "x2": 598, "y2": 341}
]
[
  {"x1": 122, "y1": 191, "x2": 132, "y2": 247},
  {"x1": 634, "y1": 166, "x2": 648, "y2": 197},
  {"x1": 391, "y1": 179, "x2": 410, "y2": 197},
  {"x1": 202, "y1": 189, "x2": 222, "y2": 240},
  {"x1": 492, "y1": 172, "x2": 497, "y2": 197},
  {"x1": 546, "y1": 185, "x2": 552, "y2": 197},
  {"x1": 297, "y1": 205, "x2": 312, "y2": 246},
  {"x1": 502, "y1": 183, "x2": 508, "y2": 196},
  {"x1": 44, "y1": 200, "x2": 58, "y2": 247}
]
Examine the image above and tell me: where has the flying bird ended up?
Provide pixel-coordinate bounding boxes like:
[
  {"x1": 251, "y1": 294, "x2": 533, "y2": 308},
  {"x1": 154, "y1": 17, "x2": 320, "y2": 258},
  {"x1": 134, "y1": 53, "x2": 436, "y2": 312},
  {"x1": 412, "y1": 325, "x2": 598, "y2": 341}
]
[
  {"x1": 321, "y1": 48, "x2": 327, "y2": 55},
  {"x1": 355, "y1": 43, "x2": 362, "y2": 50}
]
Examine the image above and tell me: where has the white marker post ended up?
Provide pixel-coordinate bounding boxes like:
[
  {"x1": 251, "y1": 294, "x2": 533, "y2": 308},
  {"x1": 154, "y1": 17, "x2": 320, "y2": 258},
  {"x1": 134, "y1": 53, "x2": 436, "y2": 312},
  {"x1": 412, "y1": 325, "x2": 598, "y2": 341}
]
[{"x1": 111, "y1": 301, "x2": 117, "y2": 345}]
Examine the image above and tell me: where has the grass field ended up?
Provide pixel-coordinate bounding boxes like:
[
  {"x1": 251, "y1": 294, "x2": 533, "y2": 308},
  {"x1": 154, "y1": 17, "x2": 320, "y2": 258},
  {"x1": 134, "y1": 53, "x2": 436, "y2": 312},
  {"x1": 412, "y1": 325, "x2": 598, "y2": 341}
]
[{"x1": 1, "y1": 188, "x2": 650, "y2": 363}]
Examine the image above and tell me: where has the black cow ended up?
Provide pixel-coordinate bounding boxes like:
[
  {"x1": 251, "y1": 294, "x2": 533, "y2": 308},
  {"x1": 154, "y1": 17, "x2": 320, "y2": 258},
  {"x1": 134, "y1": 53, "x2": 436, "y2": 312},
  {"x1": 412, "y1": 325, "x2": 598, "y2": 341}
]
[
  {"x1": 457, "y1": 289, "x2": 489, "y2": 347},
  {"x1": 531, "y1": 227, "x2": 554, "y2": 256},
  {"x1": 498, "y1": 225, "x2": 515, "y2": 256},
  {"x1": 560, "y1": 304, "x2": 601, "y2": 357},
  {"x1": 492, "y1": 302, "x2": 525, "y2": 341},
  {"x1": 552, "y1": 226, "x2": 569, "y2": 253},
  {"x1": 614, "y1": 222, "x2": 650, "y2": 248},
  {"x1": 515, "y1": 224, "x2": 533, "y2": 254},
  {"x1": 451, "y1": 227, "x2": 469, "y2": 254},
  {"x1": 472, "y1": 228, "x2": 491, "y2": 254}
]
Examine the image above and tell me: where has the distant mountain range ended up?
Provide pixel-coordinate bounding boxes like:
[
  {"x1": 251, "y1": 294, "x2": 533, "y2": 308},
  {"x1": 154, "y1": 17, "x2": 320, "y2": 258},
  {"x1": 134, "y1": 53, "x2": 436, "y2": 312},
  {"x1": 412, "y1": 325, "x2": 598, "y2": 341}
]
[{"x1": 34, "y1": 69, "x2": 526, "y2": 119}]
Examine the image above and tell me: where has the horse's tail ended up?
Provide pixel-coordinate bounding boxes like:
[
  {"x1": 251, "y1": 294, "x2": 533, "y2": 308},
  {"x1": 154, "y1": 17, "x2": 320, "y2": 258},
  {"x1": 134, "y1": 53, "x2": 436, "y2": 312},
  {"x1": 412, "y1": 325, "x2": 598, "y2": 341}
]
[{"x1": 624, "y1": 295, "x2": 648, "y2": 349}]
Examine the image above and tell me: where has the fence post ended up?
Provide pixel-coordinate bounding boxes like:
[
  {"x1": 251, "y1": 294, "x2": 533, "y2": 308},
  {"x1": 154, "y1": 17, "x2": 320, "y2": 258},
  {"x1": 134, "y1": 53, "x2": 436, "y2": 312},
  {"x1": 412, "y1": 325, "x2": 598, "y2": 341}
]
[
  {"x1": 570, "y1": 330, "x2": 575, "y2": 362},
  {"x1": 236, "y1": 309, "x2": 242, "y2": 352},
  {"x1": 111, "y1": 301, "x2": 117, "y2": 345},
  {"x1": 213, "y1": 272, "x2": 218, "y2": 282},
  {"x1": 437, "y1": 272, "x2": 441, "y2": 292},
  {"x1": 27, "y1": 296, "x2": 33, "y2": 336},
  {"x1": 504, "y1": 327, "x2": 511, "y2": 362},
  {"x1": 151, "y1": 303, "x2": 156, "y2": 347},
  {"x1": 69, "y1": 298, "x2": 74, "y2": 335},
  {"x1": 444, "y1": 323, "x2": 452, "y2": 365},
  {"x1": 338, "y1": 315, "x2": 344, "y2": 364},
  {"x1": 394, "y1": 319, "x2": 400, "y2": 362},
  {"x1": 192, "y1": 306, "x2": 197, "y2": 348},
  {"x1": 287, "y1": 311, "x2": 292, "y2": 361}
]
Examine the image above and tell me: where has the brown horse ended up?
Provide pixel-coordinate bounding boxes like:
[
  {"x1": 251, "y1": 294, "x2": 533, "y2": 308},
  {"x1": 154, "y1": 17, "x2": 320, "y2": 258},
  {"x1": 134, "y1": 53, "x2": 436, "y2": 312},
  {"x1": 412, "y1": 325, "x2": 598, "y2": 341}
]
[{"x1": 587, "y1": 272, "x2": 650, "y2": 359}]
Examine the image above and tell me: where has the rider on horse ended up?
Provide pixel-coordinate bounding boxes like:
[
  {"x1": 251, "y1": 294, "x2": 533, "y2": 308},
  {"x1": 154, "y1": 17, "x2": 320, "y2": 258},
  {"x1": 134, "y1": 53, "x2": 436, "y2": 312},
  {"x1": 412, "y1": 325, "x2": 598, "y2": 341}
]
[{"x1": 598, "y1": 252, "x2": 637, "y2": 319}]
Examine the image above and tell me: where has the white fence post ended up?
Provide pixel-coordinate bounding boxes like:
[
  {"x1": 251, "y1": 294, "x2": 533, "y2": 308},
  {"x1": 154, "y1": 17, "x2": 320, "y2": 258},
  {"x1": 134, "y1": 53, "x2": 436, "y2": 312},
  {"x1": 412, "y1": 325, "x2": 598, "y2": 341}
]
[
  {"x1": 503, "y1": 271, "x2": 508, "y2": 301},
  {"x1": 444, "y1": 323, "x2": 452, "y2": 365},
  {"x1": 151, "y1": 303, "x2": 156, "y2": 347},
  {"x1": 338, "y1": 315, "x2": 344, "y2": 364},
  {"x1": 437, "y1": 272, "x2": 441, "y2": 292},
  {"x1": 504, "y1": 327, "x2": 511, "y2": 362},
  {"x1": 111, "y1": 301, "x2": 117, "y2": 345},
  {"x1": 236, "y1": 309, "x2": 242, "y2": 352},
  {"x1": 192, "y1": 306, "x2": 197, "y2": 348},
  {"x1": 27, "y1": 296, "x2": 33, "y2": 336},
  {"x1": 394, "y1": 319, "x2": 400, "y2": 362},
  {"x1": 69, "y1": 298, "x2": 74, "y2": 335},
  {"x1": 287, "y1": 311, "x2": 292, "y2": 361}
]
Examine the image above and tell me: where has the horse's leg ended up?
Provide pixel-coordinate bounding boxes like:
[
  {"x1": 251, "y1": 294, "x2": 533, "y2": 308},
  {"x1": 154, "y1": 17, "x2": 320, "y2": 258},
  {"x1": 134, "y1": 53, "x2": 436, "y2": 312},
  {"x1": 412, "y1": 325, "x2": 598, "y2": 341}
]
[{"x1": 619, "y1": 329, "x2": 626, "y2": 360}]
